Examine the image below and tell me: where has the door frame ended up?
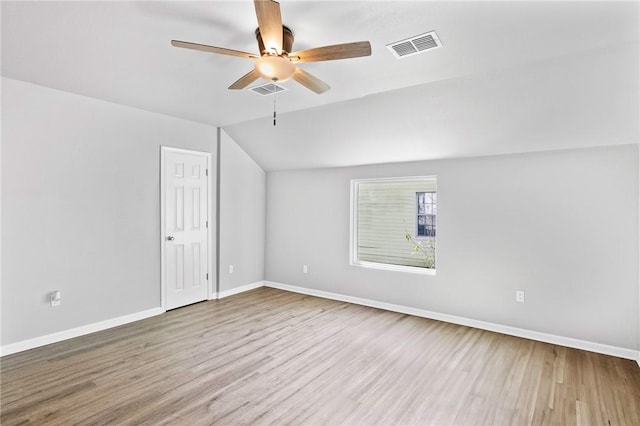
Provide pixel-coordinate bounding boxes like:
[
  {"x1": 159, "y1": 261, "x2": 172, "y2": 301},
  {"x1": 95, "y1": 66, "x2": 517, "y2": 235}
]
[{"x1": 160, "y1": 146, "x2": 213, "y2": 311}]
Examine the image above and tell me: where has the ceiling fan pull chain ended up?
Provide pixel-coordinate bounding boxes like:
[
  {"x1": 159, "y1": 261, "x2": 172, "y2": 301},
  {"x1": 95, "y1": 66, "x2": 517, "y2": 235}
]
[{"x1": 273, "y1": 80, "x2": 277, "y2": 126}]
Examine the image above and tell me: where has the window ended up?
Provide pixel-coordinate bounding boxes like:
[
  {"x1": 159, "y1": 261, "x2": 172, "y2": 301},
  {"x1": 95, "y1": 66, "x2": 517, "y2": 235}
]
[
  {"x1": 351, "y1": 176, "x2": 437, "y2": 273},
  {"x1": 416, "y1": 192, "x2": 436, "y2": 237}
]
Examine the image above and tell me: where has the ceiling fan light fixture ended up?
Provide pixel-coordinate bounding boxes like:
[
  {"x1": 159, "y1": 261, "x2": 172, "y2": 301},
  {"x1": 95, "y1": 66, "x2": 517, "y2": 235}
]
[{"x1": 255, "y1": 55, "x2": 295, "y2": 82}]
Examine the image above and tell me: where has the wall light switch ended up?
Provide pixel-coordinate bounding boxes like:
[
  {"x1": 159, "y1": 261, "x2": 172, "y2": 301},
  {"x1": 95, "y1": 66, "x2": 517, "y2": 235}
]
[
  {"x1": 515, "y1": 290, "x2": 525, "y2": 303},
  {"x1": 303, "y1": 265, "x2": 308, "y2": 274},
  {"x1": 229, "y1": 265, "x2": 234, "y2": 274}
]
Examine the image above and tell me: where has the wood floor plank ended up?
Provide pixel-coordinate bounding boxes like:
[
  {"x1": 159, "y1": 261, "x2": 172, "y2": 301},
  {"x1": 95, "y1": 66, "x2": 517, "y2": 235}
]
[{"x1": 2, "y1": 287, "x2": 639, "y2": 425}]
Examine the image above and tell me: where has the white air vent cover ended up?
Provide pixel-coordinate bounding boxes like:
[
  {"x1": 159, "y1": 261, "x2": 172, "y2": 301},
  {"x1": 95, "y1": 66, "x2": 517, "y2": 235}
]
[
  {"x1": 249, "y1": 82, "x2": 287, "y2": 96},
  {"x1": 387, "y1": 31, "x2": 442, "y2": 58}
]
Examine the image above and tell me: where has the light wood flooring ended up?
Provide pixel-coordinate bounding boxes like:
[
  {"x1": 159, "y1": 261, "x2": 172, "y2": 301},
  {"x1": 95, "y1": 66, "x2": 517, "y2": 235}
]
[{"x1": 2, "y1": 287, "x2": 640, "y2": 425}]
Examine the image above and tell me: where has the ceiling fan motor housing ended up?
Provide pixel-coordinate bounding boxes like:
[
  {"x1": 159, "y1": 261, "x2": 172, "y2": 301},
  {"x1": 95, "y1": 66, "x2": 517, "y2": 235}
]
[{"x1": 255, "y1": 26, "x2": 294, "y2": 55}]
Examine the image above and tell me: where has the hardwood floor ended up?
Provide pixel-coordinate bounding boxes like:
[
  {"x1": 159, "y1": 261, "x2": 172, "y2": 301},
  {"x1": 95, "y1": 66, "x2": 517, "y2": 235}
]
[{"x1": 2, "y1": 287, "x2": 639, "y2": 425}]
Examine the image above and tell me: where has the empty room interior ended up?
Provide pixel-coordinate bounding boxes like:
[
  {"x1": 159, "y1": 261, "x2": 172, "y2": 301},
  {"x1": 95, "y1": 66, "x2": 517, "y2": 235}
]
[{"x1": 2, "y1": 0, "x2": 640, "y2": 424}]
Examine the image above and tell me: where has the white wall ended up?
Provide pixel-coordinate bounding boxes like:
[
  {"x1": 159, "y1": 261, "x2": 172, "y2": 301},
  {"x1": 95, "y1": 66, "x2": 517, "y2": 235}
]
[
  {"x1": 2, "y1": 77, "x2": 635, "y2": 359},
  {"x1": 218, "y1": 129, "x2": 265, "y2": 293},
  {"x1": 265, "y1": 145, "x2": 639, "y2": 351},
  {"x1": 1, "y1": 78, "x2": 218, "y2": 346}
]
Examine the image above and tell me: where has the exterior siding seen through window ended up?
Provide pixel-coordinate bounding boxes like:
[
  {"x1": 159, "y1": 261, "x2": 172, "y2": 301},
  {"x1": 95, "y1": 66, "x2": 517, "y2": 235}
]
[{"x1": 351, "y1": 176, "x2": 436, "y2": 272}]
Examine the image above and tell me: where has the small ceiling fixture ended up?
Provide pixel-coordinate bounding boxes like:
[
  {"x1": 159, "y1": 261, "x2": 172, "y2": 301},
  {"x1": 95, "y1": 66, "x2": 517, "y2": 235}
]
[
  {"x1": 387, "y1": 31, "x2": 442, "y2": 59},
  {"x1": 249, "y1": 82, "x2": 287, "y2": 96}
]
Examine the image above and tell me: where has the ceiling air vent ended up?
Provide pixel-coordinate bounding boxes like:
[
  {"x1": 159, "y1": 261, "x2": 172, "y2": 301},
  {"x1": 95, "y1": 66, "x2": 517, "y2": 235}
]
[
  {"x1": 249, "y1": 82, "x2": 287, "y2": 96},
  {"x1": 387, "y1": 31, "x2": 442, "y2": 59}
]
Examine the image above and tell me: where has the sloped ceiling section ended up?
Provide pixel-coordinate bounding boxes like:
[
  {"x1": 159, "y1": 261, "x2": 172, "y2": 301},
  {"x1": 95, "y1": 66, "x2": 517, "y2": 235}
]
[
  {"x1": 2, "y1": 1, "x2": 639, "y2": 171},
  {"x1": 225, "y1": 41, "x2": 640, "y2": 171}
]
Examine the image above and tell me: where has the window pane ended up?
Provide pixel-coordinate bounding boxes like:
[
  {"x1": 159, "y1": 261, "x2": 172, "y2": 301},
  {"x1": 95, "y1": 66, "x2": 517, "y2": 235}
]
[
  {"x1": 417, "y1": 215, "x2": 426, "y2": 236},
  {"x1": 417, "y1": 192, "x2": 425, "y2": 214},
  {"x1": 426, "y1": 215, "x2": 434, "y2": 227}
]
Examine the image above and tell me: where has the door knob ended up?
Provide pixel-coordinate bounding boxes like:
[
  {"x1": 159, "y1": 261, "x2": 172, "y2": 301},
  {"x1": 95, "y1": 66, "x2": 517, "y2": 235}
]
[{"x1": 167, "y1": 235, "x2": 175, "y2": 241}]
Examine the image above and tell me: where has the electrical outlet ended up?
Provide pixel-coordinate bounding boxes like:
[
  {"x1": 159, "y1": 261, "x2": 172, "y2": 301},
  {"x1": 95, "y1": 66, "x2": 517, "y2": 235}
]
[
  {"x1": 50, "y1": 290, "x2": 61, "y2": 307},
  {"x1": 515, "y1": 290, "x2": 525, "y2": 303},
  {"x1": 229, "y1": 265, "x2": 234, "y2": 274},
  {"x1": 303, "y1": 264, "x2": 308, "y2": 274}
]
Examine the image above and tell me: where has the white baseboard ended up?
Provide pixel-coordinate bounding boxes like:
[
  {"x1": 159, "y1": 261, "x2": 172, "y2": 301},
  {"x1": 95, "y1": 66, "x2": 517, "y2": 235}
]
[
  {"x1": 218, "y1": 281, "x2": 264, "y2": 299},
  {"x1": 4, "y1": 282, "x2": 638, "y2": 366},
  {"x1": 265, "y1": 281, "x2": 640, "y2": 362},
  {"x1": 0, "y1": 307, "x2": 164, "y2": 357},
  {"x1": 1, "y1": 282, "x2": 262, "y2": 357}
]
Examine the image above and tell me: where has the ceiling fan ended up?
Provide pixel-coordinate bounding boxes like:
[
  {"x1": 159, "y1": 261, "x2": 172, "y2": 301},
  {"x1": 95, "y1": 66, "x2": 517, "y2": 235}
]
[{"x1": 171, "y1": 0, "x2": 372, "y2": 94}]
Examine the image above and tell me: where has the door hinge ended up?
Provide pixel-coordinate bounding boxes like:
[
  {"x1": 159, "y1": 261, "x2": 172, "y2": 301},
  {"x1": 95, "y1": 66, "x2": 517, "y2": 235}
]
[
  {"x1": 206, "y1": 169, "x2": 208, "y2": 176},
  {"x1": 206, "y1": 221, "x2": 208, "y2": 228},
  {"x1": 206, "y1": 273, "x2": 209, "y2": 280}
]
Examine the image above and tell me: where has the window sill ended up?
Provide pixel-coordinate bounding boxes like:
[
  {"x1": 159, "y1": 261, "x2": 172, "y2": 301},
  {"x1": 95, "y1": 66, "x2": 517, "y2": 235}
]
[{"x1": 351, "y1": 260, "x2": 436, "y2": 275}]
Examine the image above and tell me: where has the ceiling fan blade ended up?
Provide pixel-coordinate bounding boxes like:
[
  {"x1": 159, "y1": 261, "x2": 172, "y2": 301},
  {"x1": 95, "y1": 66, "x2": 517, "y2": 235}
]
[
  {"x1": 292, "y1": 67, "x2": 330, "y2": 94},
  {"x1": 228, "y1": 69, "x2": 261, "y2": 90},
  {"x1": 171, "y1": 40, "x2": 257, "y2": 59},
  {"x1": 254, "y1": 0, "x2": 283, "y2": 54},
  {"x1": 289, "y1": 41, "x2": 371, "y2": 63}
]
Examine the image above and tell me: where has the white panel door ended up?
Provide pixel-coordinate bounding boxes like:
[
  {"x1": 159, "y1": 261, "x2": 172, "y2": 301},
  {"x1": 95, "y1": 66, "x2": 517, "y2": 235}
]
[{"x1": 163, "y1": 149, "x2": 209, "y2": 310}]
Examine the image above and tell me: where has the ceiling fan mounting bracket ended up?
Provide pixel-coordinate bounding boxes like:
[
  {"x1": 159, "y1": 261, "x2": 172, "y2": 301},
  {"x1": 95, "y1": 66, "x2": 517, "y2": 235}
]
[{"x1": 255, "y1": 26, "x2": 294, "y2": 56}]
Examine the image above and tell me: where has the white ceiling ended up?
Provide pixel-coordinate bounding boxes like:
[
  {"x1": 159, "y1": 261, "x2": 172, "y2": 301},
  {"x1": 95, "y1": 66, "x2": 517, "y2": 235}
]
[{"x1": 2, "y1": 1, "x2": 639, "y2": 170}]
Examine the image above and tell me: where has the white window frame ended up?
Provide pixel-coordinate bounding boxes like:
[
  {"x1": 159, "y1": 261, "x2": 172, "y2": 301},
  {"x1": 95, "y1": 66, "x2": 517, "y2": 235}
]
[{"x1": 350, "y1": 176, "x2": 437, "y2": 275}]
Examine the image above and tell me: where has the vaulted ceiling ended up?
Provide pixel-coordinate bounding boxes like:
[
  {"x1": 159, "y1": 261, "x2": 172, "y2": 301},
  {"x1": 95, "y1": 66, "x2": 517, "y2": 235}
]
[{"x1": 2, "y1": 1, "x2": 639, "y2": 170}]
